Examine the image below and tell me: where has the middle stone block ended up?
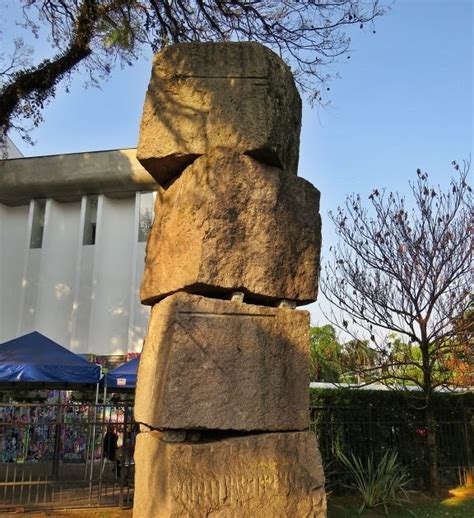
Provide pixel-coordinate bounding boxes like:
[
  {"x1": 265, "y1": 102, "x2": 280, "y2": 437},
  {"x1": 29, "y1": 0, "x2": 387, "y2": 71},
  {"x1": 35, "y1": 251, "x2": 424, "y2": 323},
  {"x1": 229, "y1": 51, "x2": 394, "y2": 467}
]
[{"x1": 134, "y1": 292, "x2": 310, "y2": 431}]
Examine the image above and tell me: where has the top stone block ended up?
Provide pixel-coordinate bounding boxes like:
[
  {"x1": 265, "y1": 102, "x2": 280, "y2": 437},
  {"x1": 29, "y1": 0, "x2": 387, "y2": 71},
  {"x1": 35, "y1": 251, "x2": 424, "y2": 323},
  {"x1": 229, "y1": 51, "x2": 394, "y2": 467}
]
[{"x1": 137, "y1": 42, "x2": 302, "y2": 185}]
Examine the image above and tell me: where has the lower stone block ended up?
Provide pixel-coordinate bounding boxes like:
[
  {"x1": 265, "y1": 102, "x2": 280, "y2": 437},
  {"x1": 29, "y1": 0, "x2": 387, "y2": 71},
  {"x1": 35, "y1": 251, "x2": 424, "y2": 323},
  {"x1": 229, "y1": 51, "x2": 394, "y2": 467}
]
[
  {"x1": 133, "y1": 431, "x2": 326, "y2": 518},
  {"x1": 134, "y1": 292, "x2": 310, "y2": 431}
]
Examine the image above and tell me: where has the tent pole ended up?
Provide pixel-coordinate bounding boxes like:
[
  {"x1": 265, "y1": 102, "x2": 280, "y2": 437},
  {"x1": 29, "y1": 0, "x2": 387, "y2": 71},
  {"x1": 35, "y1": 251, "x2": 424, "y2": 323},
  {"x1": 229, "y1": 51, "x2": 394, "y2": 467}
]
[
  {"x1": 84, "y1": 406, "x2": 92, "y2": 480},
  {"x1": 88, "y1": 374, "x2": 101, "y2": 502},
  {"x1": 52, "y1": 390, "x2": 62, "y2": 479}
]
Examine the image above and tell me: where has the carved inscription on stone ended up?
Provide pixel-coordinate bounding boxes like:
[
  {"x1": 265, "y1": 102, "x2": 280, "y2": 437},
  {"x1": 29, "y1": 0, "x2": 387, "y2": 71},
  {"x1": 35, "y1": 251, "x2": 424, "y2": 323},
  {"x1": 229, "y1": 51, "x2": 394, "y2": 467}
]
[{"x1": 133, "y1": 431, "x2": 326, "y2": 518}]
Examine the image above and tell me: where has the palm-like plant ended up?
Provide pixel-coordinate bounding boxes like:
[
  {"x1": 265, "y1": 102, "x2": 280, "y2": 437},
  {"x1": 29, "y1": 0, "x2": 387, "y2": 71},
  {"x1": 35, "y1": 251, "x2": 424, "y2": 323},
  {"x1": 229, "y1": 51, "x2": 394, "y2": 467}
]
[{"x1": 337, "y1": 449, "x2": 412, "y2": 515}]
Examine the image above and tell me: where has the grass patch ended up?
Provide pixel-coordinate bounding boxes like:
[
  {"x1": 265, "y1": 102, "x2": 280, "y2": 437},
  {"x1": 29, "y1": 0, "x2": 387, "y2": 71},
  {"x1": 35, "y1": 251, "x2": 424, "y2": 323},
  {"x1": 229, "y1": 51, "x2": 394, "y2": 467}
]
[{"x1": 328, "y1": 490, "x2": 474, "y2": 517}]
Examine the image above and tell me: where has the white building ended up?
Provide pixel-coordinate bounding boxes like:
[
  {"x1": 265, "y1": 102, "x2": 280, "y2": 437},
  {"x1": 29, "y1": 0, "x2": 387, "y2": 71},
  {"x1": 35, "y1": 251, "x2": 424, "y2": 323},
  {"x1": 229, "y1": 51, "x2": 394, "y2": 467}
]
[
  {"x1": 1, "y1": 134, "x2": 23, "y2": 159},
  {"x1": 0, "y1": 148, "x2": 158, "y2": 359}
]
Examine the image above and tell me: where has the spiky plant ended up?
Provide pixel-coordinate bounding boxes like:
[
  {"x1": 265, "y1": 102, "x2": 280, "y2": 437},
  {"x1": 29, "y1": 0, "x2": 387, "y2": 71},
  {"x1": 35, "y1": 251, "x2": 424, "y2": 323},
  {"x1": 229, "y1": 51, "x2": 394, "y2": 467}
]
[{"x1": 337, "y1": 449, "x2": 412, "y2": 515}]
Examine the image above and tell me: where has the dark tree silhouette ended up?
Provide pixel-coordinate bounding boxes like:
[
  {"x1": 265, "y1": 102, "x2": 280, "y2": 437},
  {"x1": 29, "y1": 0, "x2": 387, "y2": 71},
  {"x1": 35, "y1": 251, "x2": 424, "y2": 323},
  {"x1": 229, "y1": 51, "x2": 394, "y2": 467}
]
[
  {"x1": 0, "y1": 0, "x2": 385, "y2": 142},
  {"x1": 321, "y1": 160, "x2": 473, "y2": 492}
]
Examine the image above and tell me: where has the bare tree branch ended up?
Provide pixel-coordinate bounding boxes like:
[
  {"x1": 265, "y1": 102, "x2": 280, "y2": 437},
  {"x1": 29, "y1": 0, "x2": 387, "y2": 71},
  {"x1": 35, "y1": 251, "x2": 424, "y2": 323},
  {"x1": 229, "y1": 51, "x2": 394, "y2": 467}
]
[
  {"x1": 320, "y1": 160, "x2": 473, "y2": 492},
  {"x1": 0, "y1": 0, "x2": 386, "y2": 142}
]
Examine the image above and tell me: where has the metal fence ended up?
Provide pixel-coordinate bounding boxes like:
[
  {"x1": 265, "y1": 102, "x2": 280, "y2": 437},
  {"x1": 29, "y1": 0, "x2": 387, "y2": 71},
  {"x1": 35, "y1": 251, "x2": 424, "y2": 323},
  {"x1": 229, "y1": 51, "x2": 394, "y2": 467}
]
[
  {"x1": 0, "y1": 402, "x2": 472, "y2": 510},
  {"x1": 0, "y1": 403, "x2": 135, "y2": 511},
  {"x1": 310, "y1": 405, "x2": 474, "y2": 490}
]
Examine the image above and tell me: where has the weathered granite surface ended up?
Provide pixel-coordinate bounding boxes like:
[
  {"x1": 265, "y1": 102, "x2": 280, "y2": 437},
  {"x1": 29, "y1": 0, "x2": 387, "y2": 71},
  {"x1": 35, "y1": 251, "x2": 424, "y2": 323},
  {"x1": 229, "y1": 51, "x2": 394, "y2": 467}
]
[
  {"x1": 134, "y1": 40, "x2": 326, "y2": 518},
  {"x1": 133, "y1": 430, "x2": 326, "y2": 518},
  {"x1": 140, "y1": 150, "x2": 321, "y2": 306},
  {"x1": 134, "y1": 292, "x2": 310, "y2": 431},
  {"x1": 137, "y1": 41, "x2": 302, "y2": 184}
]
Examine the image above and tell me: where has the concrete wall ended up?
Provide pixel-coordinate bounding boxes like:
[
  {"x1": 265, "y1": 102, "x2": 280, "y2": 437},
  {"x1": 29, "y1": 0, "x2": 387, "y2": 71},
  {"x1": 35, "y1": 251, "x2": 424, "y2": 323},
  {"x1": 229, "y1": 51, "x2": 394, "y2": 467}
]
[
  {"x1": 0, "y1": 151, "x2": 155, "y2": 356},
  {"x1": 0, "y1": 149, "x2": 157, "y2": 206},
  {"x1": 0, "y1": 204, "x2": 29, "y2": 340}
]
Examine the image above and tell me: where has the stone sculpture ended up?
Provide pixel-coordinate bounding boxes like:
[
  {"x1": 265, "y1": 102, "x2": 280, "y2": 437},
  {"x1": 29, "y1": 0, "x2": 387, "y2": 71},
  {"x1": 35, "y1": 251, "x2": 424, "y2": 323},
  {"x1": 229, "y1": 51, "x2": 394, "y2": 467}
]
[{"x1": 134, "y1": 41, "x2": 326, "y2": 517}]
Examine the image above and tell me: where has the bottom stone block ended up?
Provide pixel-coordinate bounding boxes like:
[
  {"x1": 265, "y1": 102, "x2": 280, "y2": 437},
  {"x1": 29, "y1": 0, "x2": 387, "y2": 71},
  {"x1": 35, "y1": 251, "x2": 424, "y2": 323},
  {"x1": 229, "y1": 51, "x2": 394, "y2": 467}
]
[{"x1": 133, "y1": 431, "x2": 326, "y2": 518}]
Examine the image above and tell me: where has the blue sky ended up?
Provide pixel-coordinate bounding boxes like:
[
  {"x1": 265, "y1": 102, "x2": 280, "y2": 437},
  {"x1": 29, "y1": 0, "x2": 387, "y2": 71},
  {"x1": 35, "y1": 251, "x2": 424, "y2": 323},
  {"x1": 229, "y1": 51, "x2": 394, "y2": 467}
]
[{"x1": 3, "y1": 0, "x2": 473, "y2": 324}]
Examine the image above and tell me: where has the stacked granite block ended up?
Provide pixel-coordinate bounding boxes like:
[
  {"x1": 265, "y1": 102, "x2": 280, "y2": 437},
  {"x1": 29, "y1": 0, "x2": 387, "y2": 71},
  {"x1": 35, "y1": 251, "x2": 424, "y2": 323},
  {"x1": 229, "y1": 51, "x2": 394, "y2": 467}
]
[{"x1": 133, "y1": 41, "x2": 326, "y2": 518}]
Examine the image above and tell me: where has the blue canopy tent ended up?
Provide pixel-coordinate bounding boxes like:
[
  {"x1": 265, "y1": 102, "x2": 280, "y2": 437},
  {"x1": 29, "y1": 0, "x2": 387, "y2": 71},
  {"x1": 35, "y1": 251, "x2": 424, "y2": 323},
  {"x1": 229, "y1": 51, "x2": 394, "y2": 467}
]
[
  {"x1": 0, "y1": 331, "x2": 101, "y2": 389},
  {"x1": 0, "y1": 332, "x2": 102, "y2": 479},
  {"x1": 103, "y1": 357, "x2": 139, "y2": 391}
]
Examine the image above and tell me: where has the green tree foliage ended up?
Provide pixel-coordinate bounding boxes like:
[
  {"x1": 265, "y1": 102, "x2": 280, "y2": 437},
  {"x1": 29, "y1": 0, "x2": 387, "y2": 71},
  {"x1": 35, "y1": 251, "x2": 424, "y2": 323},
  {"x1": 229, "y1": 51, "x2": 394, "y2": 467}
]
[
  {"x1": 0, "y1": 0, "x2": 385, "y2": 143},
  {"x1": 321, "y1": 161, "x2": 473, "y2": 492},
  {"x1": 339, "y1": 338, "x2": 379, "y2": 383},
  {"x1": 310, "y1": 326, "x2": 383, "y2": 384},
  {"x1": 387, "y1": 334, "x2": 423, "y2": 384},
  {"x1": 309, "y1": 325, "x2": 343, "y2": 382}
]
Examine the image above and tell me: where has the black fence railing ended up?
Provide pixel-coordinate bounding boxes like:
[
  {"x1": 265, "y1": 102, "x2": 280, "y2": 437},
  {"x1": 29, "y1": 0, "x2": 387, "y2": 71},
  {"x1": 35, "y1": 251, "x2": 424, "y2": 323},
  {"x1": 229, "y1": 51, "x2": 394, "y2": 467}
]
[
  {"x1": 0, "y1": 403, "x2": 136, "y2": 510},
  {"x1": 310, "y1": 405, "x2": 474, "y2": 490},
  {"x1": 0, "y1": 402, "x2": 471, "y2": 509}
]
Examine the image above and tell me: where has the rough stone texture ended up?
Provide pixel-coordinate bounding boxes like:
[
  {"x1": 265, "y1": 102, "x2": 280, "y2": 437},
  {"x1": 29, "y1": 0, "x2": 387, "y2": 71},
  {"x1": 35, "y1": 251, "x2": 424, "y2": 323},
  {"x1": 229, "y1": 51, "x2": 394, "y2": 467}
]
[
  {"x1": 137, "y1": 41, "x2": 302, "y2": 185},
  {"x1": 134, "y1": 292, "x2": 310, "y2": 431},
  {"x1": 140, "y1": 150, "x2": 321, "y2": 306},
  {"x1": 133, "y1": 430, "x2": 326, "y2": 518}
]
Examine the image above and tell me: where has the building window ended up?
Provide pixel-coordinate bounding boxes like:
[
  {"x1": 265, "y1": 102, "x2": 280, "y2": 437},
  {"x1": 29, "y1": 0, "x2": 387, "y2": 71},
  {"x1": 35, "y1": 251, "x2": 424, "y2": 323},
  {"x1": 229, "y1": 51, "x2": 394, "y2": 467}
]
[
  {"x1": 30, "y1": 200, "x2": 46, "y2": 249},
  {"x1": 138, "y1": 192, "x2": 154, "y2": 242},
  {"x1": 83, "y1": 196, "x2": 98, "y2": 245}
]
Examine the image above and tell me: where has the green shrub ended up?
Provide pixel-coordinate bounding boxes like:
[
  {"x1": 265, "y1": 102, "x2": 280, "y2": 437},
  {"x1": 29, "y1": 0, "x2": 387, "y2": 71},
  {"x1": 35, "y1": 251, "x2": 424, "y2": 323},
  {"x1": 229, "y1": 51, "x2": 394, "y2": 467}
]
[{"x1": 310, "y1": 388, "x2": 474, "y2": 489}]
